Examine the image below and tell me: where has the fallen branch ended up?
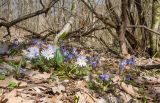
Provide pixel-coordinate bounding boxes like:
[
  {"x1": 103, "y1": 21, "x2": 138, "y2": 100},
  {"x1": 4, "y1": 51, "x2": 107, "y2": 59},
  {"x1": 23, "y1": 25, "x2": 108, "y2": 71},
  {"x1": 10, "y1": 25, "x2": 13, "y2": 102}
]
[
  {"x1": 136, "y1": 64, "x2": 160, "y2": 69},
  {"x1": 127, "y1": 25, "x2": 160, "y2": 36}
]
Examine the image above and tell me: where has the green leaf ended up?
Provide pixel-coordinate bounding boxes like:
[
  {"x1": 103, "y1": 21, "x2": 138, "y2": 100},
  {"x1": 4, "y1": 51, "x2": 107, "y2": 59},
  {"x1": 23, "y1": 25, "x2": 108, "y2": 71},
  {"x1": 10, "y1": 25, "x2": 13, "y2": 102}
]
[
  {"x1": 54, "y1": 49, "x2": 63, "y2": 66},
  {"x1": 7, "y1": 81, "x2": 17, "y2": 89},
  {"x1": 0, "y1": 74, "x2": 5, "y2": 80}
]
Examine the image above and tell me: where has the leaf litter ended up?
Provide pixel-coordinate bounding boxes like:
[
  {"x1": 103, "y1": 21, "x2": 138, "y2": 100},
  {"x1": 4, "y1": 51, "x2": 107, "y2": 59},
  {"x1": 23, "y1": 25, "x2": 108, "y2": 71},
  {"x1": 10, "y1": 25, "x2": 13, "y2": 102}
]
[{"x1": 0, "y1": 47, "x2": 160, "y2": 103}]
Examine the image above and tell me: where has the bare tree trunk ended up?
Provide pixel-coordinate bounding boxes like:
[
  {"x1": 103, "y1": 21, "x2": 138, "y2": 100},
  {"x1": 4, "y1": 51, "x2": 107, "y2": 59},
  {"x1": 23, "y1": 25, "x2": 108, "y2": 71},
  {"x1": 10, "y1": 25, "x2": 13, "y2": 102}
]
[
  {"x1": 54, "y1": 0, "x2": 77, "y2": 48},
  {"x1": 135, "y1": 0, "x2": 148, "y2": 52},
  {"x1": 149, "y1": 0, "x2": 160, "y2": 56},
  {"x1": 118, "y1": 0, "x2": 128, "y2": 55}
]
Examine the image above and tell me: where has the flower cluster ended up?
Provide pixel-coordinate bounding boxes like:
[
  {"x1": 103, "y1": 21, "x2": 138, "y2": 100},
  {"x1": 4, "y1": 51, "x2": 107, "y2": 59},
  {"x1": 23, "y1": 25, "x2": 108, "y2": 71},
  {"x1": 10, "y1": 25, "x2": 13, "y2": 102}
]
[
  {"x1": 126, "y1": 57, "x2": 135, "y2": 65},
  {"x1": 25, "y1": 40, "x2": 101, "y2": 75},
  {"x1": 119, "y1": 60, "x2": 127, "y2": 73},
  {"x1": 26, "y1": 46, "x2": 39, "y2": 59},
  {"x1": 119, "y1": 57, "x2": 135, "y2": 74},
  {"x1": 99, "y1": 74, "x2": 109, "y2": 81},
  {"x1": 61, "y1": 48, "x2": 73, "y2": 61},
  {"x1": 32, "y1": 38, "x2": 44, "y2": 48},
  {"x1": 25, "y1": 39, "x2": 56, "y2": 61},
  {"x1": 61, "y1": 46, "x2": 99, "y2": 68}
]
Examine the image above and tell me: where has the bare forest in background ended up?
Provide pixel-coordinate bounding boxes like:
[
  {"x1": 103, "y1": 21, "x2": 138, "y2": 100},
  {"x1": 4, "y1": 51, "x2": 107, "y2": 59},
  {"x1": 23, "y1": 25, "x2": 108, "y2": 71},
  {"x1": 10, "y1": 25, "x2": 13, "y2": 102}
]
[{"x1": 0, "y1": 0, "x2": 160, "y2": 57}]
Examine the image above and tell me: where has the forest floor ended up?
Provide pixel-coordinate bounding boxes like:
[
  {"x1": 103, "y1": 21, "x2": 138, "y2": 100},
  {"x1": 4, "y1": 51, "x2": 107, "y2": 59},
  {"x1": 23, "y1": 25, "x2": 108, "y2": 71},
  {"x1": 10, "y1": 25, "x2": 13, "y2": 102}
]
[{"x1": 0, "y1": 40, "x2": 160, "y2": 103}]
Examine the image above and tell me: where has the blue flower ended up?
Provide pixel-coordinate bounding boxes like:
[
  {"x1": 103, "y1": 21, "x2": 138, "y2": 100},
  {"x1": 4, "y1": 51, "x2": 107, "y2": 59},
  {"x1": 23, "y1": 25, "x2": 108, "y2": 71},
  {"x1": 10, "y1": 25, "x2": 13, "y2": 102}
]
[
  {"x1": 72, "y1": 48, "x2": 78, "y2": 56},
  {"x1": 60, "y1": 48, "x2": 75, "y2": 62},
  {"x1": 11, "y1": 39, "x2": 19, "y2": 49},
  {"x1": 99, "y1": 74, "x2": 109, "y2": 81},
  {"x1": 26, "y1": 46, "x2": 39, "y2": 59},
  {"x1": 62, "y1": 49, "x2": 69, "y2": 56},
  {"x1": 32, "y1": 39, "x2": 44, "y2": 47},
  {"x1": 10, "y1": 43, "x2": 17, "y2": 49},
  {"x1": 76, "y1": 55, "x2": 88, "y2": 67},
  {"x1": 119, "y1": 60, "x2": 127, "y2": 73},
  {"x1": 67, "y1": 53, "x2": 73, "y2": 59},
  {"x1": 125, "y1": 75, "x2": 132, "y2": 81},
  {"x1": 63, "y1": 53, "x2": 73, "y2": 62},
  {"x1": 47, "y1": 44, "x2": 55, "y2": 51},
  {"x1": 91, "y1": 61, "x2": 97, "y2": 69},
  {"x1": 126, "y1": 57, "x2": 135, "y2": 65}
]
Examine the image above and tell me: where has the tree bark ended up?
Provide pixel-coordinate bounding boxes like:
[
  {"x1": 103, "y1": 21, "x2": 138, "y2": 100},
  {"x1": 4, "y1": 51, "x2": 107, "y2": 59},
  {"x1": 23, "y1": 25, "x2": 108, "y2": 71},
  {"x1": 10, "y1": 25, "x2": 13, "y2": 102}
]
[
  {"x1": 135, "y1": 0, "x2": 148, "y2": 51},
  {"x1": 118, "y1": 0, "x2": 128, "y2": 55},
  {"x1": 149, "y1": 0, "x2": 160, "y2": 56}
]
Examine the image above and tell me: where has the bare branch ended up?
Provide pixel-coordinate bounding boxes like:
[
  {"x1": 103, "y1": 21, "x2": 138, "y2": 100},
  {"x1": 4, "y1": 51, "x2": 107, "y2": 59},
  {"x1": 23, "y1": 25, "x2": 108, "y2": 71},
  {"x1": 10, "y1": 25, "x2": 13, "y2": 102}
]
[
  {"x1": 127, "y1": 25, "x2": 160, "y2": 36},
  {"x1": 0, "y1": 0, "x2": 59, "y2": 28},
  {"x1": 39, "y1": 0, "x2": 45, "y2": 8},
  {"x1": 80, "y1": 0, "x2": 116, "y2": 28},
  {"x1": 0, "y1": 0, "x2": 9, "y2": 8}
]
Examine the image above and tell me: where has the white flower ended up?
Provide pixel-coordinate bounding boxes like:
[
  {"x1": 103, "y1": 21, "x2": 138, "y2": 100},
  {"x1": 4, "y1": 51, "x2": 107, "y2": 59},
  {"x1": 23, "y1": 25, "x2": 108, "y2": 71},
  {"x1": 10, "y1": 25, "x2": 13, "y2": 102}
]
[
  {"x1": 26, "y1": 46, "x2": 39, "y2": 59},
  {"x1": 41, "y1": 49, "x2": 55, "y2": 60},
  {"x1": 76, "y1": 55, "x2": 88, "y2": 67}
]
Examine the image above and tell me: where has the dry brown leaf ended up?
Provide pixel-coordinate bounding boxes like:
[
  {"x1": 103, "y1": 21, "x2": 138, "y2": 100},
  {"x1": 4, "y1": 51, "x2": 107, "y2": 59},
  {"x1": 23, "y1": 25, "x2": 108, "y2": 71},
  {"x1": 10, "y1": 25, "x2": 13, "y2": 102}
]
[
  {"x1": 0, "y1": 75, "x2": 28, "y2": 89},
  {"x1": 0, "y1": 90, "x2": 5, "y2": 103},
  {"x1": 96, "y1": 97, "x2": 106, "y2": 103},
  {"x1": 52, "y1": 85, "x2": 65, "y2": 94},
  {"x1": 2, "y1": 89, "x2": 23, "y2": 103},
  {"x1": 76, "y1": 80, "x2": 86, "y2": 88},
  {"x1": 52, "y1": 94, "x2": 63, "y2": 103},
  {"x1": 120, "y1": 82, "x2": 140, "y2": 97},
  {"x1": 0, "y1": 62, "x2": 15, "y2": 75},
  {"x1": 112, "y1": 75, "x2": 120, "y2": 83},
  {"x1": 83, "y1": 92, "x2": 96, "y2": 103},
  {"x1": 106, "y1": 94, "x2": 120, "y2": 103},
  {"x1": 27, "y1": 71, "x2": 51, "y2": 83},
  {"x1": 4, "y1": 89, "x2": 17, "y2": 98},
  {"x1": 30, "y1": 71, "x2": 51, "y2": 80},
  {"x1": 76, "y1": 92, "x2": 86, "y2": 103},
  {"x1": 20, "y1": 100, "x2": 35, "y2": 103},
  {"x1": 18, "y1": 81, "x2": 27, "y2": 88},
  {"x1": 0, "y1": 75, "x2": 20, "y2": 88},
  {"x1": 6, "y1": 97, "x2": 23, "y2": 103},
  {"x1": 136, "y1": 76, "x2": 160, "y2": 84},
  {"x1": 20, "y1": 93, "x2": 32, "y2": 99},
  {"x1": 39, "y1": 97, "x2": 53, "y2": 103},
  {"x1": 33, "y1": 87, "x2": 42, "y2": 93},
  {"x1": 3, "y1": 56, "x2": 22, "y2": 63},
  {"x1": 119, "y1": 91, "x2": 132, "y2": 103},
  {"x1": 75, "y1": 81, "x2": 96, "y2": 103}
]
